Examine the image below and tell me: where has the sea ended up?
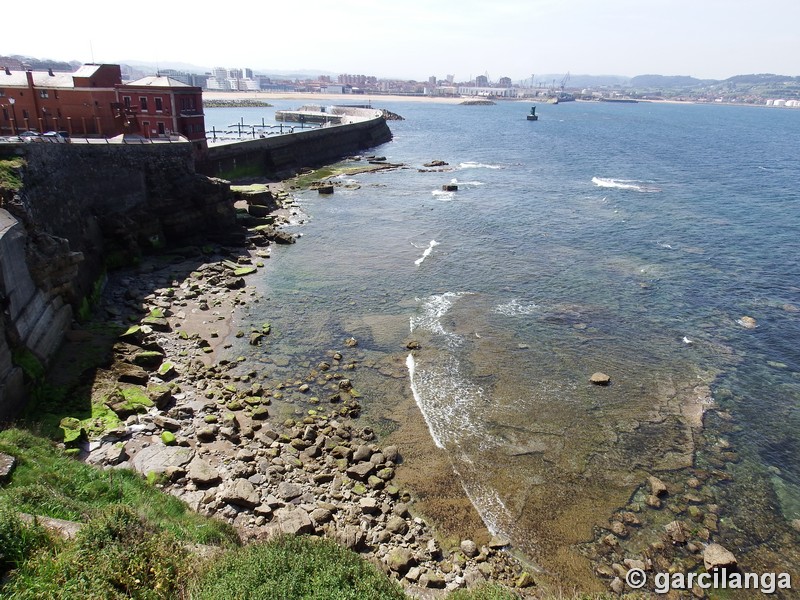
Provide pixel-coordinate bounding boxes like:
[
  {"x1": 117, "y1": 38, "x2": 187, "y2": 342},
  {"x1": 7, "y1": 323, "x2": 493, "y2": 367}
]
[{"x1": 205, "y1": 99, "x2": 800, "y2": 589}]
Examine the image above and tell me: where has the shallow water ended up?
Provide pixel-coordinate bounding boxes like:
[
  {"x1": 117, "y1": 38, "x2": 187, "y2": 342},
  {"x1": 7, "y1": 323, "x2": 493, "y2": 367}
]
[{"x1": 222, "y1": 100, "x2": 800, "y2": 587}]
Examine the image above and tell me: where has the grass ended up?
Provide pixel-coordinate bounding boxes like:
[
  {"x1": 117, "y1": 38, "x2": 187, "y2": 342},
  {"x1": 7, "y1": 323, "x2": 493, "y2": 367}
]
[
  {"x1": 1, "y1": 505, "x2": 195, "y2": 599},
  {"x1": 0, "y1": 427, "x2": 638, "y2": 599},
  {"x1": 0, "y1": 158, "x2": 25, "y2": 192},
  {"x1": 0, "y1": 428, "x2": 236, "y2": 546},
  {"x1": 189, "y1": 534, "x2": 407, "y2": 600}
]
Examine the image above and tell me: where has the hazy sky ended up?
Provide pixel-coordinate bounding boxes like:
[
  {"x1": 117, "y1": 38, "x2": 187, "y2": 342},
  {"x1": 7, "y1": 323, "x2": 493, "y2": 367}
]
[{"x1": 3, "y1": 0, "x2": 798, "y2": 81}]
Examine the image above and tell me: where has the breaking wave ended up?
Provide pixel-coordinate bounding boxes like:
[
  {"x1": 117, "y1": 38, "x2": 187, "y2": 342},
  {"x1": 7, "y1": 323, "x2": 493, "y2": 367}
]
[{"x1": 592, "y1": 177, "x2": 661, "y2": 193}]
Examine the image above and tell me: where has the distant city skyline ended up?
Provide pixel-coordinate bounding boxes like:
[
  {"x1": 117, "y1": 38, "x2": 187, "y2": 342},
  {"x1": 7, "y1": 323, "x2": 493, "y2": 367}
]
[{"x1": 2, "y1": 0, "x2": 798, "y2": 81}]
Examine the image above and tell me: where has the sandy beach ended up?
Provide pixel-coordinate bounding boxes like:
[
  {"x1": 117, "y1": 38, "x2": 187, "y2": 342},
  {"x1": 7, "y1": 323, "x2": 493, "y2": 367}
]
[{"x1": 203, "y1": 90, "x2": 486, "y2": 105}]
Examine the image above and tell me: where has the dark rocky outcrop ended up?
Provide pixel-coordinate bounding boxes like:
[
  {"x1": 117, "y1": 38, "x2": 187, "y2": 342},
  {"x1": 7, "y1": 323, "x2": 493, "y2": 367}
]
[{"x1": 0, "y1": 143, "x2": 239, "y2": 419}]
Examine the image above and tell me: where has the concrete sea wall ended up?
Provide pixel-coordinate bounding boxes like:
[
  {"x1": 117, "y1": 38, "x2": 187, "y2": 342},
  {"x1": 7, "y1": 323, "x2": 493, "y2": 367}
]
[{"x1": 198, "y1": 112, "x2": 392, "y2": 180}]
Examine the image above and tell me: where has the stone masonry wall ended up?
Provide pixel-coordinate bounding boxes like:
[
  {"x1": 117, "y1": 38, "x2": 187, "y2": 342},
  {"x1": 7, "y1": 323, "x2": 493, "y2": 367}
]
[{"x1": 0, "y1": 142, "x2": 236, "y2": 419}]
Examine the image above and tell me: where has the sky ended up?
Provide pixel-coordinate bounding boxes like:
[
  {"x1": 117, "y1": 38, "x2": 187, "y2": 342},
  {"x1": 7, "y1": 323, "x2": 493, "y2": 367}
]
[{"x1": 2, "y1": 0, "x2": 798, "y2": 81}]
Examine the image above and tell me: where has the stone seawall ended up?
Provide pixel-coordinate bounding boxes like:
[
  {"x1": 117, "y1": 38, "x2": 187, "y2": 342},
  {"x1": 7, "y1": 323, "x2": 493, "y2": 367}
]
[
  {"x1": 198, "y1": 113, "x2": 392, "y2": 180},
  {"x1": 0, "y1": 142, "x2": 236, "y2": 420}
]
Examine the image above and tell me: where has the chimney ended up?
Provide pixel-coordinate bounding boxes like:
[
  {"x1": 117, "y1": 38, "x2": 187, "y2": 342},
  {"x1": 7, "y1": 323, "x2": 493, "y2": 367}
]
[
  {"x1": 48, "y1": 68, "x2": 54, "y2": 76},
  {"x1": 4, "y1": 67, "x2": 10, "y2": 75},
  {"x1": 26, "y1": 70, "x2": 34, "y2": 86}
]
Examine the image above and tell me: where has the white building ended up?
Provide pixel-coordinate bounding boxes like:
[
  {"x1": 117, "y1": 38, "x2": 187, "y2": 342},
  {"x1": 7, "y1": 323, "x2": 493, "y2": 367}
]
[{"x1": 458, "y1": 86, "x2": 517, "y2": 98}]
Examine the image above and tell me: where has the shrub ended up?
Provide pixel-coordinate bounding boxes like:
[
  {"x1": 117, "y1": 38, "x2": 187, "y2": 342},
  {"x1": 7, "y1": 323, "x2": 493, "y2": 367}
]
[
  {"x1": 190, "y1": 534, "x2": 407, "y2": 600},
  {"x1": 2, "y1": 505, "x2": 194, "y2": 599},
  {"x1": 0, "y1": 505, "x2": 53, "y2": 580}
]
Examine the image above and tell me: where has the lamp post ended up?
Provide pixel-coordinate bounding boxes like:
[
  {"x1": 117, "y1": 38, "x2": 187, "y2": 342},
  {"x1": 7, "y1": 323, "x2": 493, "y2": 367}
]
[{"x1": 9, "y1": 98, "x2": 17, "y2": 135}]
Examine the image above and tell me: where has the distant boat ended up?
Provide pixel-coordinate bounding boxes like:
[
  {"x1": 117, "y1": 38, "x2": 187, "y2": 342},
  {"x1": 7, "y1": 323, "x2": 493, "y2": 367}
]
[{"x1": 526, "y1": 106, "x2": 539, "y2": 121}]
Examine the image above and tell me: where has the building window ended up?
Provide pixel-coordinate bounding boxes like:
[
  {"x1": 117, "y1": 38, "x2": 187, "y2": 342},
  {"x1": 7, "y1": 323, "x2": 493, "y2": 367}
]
[
  {"x1": 140, "y1": 97, "x2": 148, "y2": 111},
  {"x1": 0, "y1": 90, "x2": 5, "y2": 97},
  {"x1": 157, "y1": 122, "x2": 165, "y2": 135},
  {"x1": 123, "y1": 96, "x2": 131, "y2": 109},
  {"x1": 39, "y1": 90, "x2": 49, "y2": 98},
  {"x1": 155, "y1": 97, "x2": 163, "y2": 112},
  {"x1": 2, "y1": 108, "x2": 8, "y2": 121},
  {"x1": 22, "y1": 109, "x2": 29, "y2": 119}
]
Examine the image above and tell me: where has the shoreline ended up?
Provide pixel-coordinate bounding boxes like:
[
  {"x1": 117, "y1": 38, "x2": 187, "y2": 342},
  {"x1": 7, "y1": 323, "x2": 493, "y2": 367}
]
[{"x1": 78, "y1": 180, "x2": 533, "y2": 596}]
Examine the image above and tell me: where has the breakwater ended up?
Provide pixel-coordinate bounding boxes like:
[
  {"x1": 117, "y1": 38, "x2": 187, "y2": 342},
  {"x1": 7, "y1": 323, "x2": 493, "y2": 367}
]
[{"x1": 198, "y1": 109, "x2": 392, "y2": 180}]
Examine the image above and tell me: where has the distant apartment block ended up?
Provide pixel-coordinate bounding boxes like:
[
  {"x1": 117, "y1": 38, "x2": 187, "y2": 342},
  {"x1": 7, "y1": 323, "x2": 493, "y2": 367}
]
[
  {"x1": 206, "y1": 67, "x2": 262, "y2": 91},
  {"x1": 458, "y1": 85, "x2": 517, "y2": 98},
  {"x1": 337, "y1": 74, "x2": 377, "y2": 87}
]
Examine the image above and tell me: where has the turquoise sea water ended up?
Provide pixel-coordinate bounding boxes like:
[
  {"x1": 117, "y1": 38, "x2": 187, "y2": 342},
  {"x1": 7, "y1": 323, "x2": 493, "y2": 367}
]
[{"x1": 209, "y1": 100, "x2": 800, "y2": 584}]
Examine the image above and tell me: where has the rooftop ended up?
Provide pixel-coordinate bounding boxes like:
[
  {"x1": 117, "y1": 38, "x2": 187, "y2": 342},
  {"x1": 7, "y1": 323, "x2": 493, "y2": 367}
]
[{"x1": 124, "y1": 76, "x2": 193, "y2": 88}]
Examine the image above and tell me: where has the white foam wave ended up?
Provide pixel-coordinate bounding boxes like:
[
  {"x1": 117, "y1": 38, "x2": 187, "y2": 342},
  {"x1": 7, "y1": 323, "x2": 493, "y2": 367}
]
[
  {"x1": 406, "y1": 353, "x2": 486, "y2": 449},
  {"x1": 454, "y1": 468, "x2": 510, "y2": 537},
  {"x1": 592, "y1": 177, "x2": 661, "y2": 193},
  {"x1": 431, "y1": 189, "x2": 456, "y2": 201},
  {"x1": 414, "y1": 240, "x2": 440, "y2": 266},
  {"x1": 494, "y1": 299, "x2": 539, "y2": 316},
  {"x1": 459, "y1": 161, "x2": 503, "y2": 170},
  {"x1": 409, "y1": 292, "x2": 466, "y2": 343},
  {"x1": 450, "y1": 178, "x2": 485, "y2": 187}
]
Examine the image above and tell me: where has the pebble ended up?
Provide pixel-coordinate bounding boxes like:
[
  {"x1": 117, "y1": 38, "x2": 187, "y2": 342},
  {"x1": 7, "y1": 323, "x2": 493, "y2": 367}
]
[{"x1": 84, "y1": 237, "x2": 526, "y2": 595}]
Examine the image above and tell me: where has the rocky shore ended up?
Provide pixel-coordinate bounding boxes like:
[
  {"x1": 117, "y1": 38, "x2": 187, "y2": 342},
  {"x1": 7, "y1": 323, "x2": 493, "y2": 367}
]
[{"x1": 77, "y1": 184, "x2": 532, "y2": 597}]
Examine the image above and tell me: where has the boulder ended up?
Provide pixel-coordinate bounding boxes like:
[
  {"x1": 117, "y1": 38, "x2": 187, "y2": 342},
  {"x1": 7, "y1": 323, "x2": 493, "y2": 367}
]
[
  {"x1": 187, "y1": 458, "x2": 221, "y2": 486},
  {"x1": 665, "y1": 520, "x2": 687, "y2": 544},
  {"x1": 419, "y1": 572, "x2": 446, "y2": 588},
  {"x1": 337, "y1": 524, "x2": 366, "y2": 550},
  {"x1": 346, "y1": 461, "x2": 375, "y2": 481},
  {"x1": 352, "y1": 444, "x2": 372, "y2": 462},
  {"x1": 590, "y1": 372, "x2": 611, "y2": 385},
  {"x1": 648, "y1": 475, "x2": 668, "y2": 497},
  {"x1": 112, "y1": 362, "x2": 150, "y2": 385},
  {"x1": 359, "y1": 497, "x2": 381, "y2": 515},
  {"x1": 386, "y1": 547, "x2": 416, "y2": 573},
  {"x1": 385, "y1": 515, "x2": 409, "y2": 535},
  {"x1": 703, "y1": 543, "x2": 737, "y2": 571},
  {"x1": 275, "y1": 506, "x2": 314, "y2": 535},
  {"x1": 460, "y1": 539, "x2": 479, "y2": 557},
  {"x1": 276, "y1": 481, "x2": 303, "y2": 501},
  {"x1": 131, "y1": 445, "x2": 194, "y2": 476},
  {"x1": 0, "y1": 452, "x2": 16, "y2": 483},
  {"x1": 488, "y1": 534, "x2": 511, "y2": 549},
  {"x1": 738, "y1": 316, "x2": 757, "y2": 329},
  {"x1": 310, "y1": 507, "x2": 333, "y2": 525},
  {"x1": 221, "y1": 478, "x2": 260, "y2": 509}
]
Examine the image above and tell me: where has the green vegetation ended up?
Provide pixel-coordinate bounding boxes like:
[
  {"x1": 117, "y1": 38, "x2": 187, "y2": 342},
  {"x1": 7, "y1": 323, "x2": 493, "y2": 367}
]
[
  {"x1": 217, "y1": 162, "x2": 268, "y2": 181},
  {"x1": 190, "y1": 534, "x2": 407, "y2": 600},
  {"x1": 0, "y1": 427, "x2": 627, "y2": 598},
  {"x1": 11, "y1": 348, "x2": 45, "y2": 381},
  {"x1": 1, "y1": 505, "x2": 195, "y2": 599},
  {"x1": 289, "y1": 161, "x2": 393, "y2": 189},
  {"x1": 0, "y1": 428, "x2": 234, "y2": 545},
  {"x1": 0, "y1": 158, "x2": 25, "y2": 192}
]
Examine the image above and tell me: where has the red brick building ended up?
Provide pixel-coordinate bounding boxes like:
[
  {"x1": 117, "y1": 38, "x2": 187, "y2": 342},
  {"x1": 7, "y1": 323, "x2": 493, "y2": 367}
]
[
  {"x1": 0, "y1": 64, "x2": 121, "y2": 136},
  {"x1": 0, "y1": 64, "x2": 206, "y2": 150},
  {"x1": 115, "y1": 76, "x2": 206, "y2": 150}
]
